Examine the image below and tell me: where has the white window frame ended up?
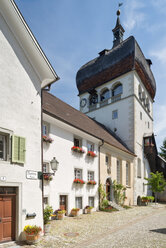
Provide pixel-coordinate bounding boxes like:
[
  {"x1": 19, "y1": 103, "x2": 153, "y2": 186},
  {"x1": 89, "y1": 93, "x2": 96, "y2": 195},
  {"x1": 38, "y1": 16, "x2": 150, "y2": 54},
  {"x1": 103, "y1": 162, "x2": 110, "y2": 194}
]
[
  {"x1": 43, "y1": 162, "x2": 49, "y2": 173},
  {"x1": 137, "y1": 158, "x2": 141, "y2": 178},
  {"x1": 87, "y1": 142, "x2": 94, "y2": 152},
  {"x1": 126, "y1": 163, "x2": 130, "y2": 186},
  {"x1": 112, "y1": 110, "x2": 118, "y2": 119},
  {"x1": 75, "y1": 197, "x2": 82, "y2": 209},
  {"x1": 43, "y1": 122, "x2": 49, "y2": 136},
  {"x1": 0, "y1": 128, "x2": 12, "y2": 162},
  {"x1": 74, "y1": 137, "x2": 82, "y2": 147},
  {"x1": 88, "y1": 171, "x2": 94, "y2": 181},
  {"x1": 117, "y1": 159, "x2": 121, "y2": 184},
  {"x1": 74, "y1": 168, "x2": 82, "y2": 179},
  {"x1": 88, "y1": 197, "x2": 95, "y2": 207}
]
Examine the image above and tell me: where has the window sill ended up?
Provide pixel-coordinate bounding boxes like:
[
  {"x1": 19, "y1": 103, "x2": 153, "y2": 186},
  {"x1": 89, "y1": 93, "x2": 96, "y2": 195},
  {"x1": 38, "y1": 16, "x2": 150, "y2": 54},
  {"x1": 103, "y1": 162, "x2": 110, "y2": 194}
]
[
  {"x1": 137, "y1": 176, "x2": 142, "y2": 179},
  {"x1": 0, "y1": 160, "x2": 11, "y2": 165}
]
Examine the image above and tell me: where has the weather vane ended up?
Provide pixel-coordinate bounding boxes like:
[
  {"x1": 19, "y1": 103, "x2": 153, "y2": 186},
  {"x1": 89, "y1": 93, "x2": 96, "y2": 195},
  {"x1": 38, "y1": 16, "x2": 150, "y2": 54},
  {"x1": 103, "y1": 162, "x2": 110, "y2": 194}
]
[
  {"x1": 118, "y1": 3, "x2": 123, "y2": 8},
  {"x1": 117, "y1": 2, "x2": 123, "y2": 16}
]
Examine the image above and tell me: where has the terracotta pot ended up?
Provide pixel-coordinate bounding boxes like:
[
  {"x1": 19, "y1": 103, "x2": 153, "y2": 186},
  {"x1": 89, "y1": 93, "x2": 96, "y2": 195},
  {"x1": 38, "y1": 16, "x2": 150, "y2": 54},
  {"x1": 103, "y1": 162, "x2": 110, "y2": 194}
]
[
  {"x1": 71, "y1": 210, "x2": 79, "y2": 217},
  {"x1": 44, "y1": 224, "x2": 51, "y2": 235},
  {"x1": 57, "y1": 213, "x2": 65, "y2": 220},
  {"x1": 26, "y1": 234, "x2": 39, "y2": 244},
  {"x1": 87, "y1": 209, "x2": 92, "y2": 214}
]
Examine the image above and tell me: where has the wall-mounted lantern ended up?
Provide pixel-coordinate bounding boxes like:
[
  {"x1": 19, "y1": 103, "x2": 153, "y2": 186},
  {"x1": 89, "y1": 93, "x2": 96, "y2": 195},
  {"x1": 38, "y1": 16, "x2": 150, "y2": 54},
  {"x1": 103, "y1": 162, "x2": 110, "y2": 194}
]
[{"x1": 50, "y1": 157, "x2": 59, "y2": 175}]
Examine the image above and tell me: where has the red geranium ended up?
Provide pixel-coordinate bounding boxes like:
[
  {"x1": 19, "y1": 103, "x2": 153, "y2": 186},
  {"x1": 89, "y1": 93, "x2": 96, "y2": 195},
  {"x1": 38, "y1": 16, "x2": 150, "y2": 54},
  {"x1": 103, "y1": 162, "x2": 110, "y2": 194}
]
[
  {"x1": 73, "y1": 178, "x2": 85, "y2": 184},
  {"x1": 71, "y1": 146, "x2": 85, "y2": 153},
  {"x1": 87, "y1": 180, "x2": 97, "y2": 185},
  {"x1": 87, "y1": 151, "x2": 97, "y2": 157}
]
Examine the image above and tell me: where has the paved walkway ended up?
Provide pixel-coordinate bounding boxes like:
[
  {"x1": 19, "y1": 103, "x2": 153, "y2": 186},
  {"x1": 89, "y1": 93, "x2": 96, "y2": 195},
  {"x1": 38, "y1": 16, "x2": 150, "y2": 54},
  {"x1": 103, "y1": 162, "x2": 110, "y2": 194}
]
[{"x1": 2, "y1": 204, "x2": 166, "y2": 248}]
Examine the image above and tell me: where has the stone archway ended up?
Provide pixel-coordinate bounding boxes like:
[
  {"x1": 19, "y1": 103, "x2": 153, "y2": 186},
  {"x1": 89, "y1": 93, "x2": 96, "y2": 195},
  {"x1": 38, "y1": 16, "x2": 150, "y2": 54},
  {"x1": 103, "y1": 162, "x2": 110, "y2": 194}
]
[{"x1": 105, "y1": 178, "x2": 113, "y2": 201}]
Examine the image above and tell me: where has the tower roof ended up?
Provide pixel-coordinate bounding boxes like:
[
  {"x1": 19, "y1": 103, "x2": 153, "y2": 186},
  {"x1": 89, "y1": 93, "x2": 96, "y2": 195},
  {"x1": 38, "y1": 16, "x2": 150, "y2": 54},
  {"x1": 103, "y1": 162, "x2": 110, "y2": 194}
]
[{"x1": 76, "y1": 36, "x2": 156, "y2": 99}]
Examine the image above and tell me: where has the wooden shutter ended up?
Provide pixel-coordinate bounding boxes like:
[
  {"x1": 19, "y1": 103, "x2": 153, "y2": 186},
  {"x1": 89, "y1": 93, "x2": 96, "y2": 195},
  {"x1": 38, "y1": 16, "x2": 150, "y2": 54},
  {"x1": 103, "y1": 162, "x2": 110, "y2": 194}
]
[
  {"x1": 12, "y1": 136, "x2": 26, "y2": 164},
  {"x1": 19, "y1": 137, "x2": 26, "y2": 163}
]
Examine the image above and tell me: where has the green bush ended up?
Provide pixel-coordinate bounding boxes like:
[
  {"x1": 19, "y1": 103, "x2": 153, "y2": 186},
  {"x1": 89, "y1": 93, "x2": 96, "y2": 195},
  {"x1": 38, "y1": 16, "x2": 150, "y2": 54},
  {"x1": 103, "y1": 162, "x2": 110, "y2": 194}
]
[
  {"x1": 102, "y1": 199, "x2": 109, "y2": 208},
  {"x1": 44, "y1": 205, "x2": 53, "y2": 224}
]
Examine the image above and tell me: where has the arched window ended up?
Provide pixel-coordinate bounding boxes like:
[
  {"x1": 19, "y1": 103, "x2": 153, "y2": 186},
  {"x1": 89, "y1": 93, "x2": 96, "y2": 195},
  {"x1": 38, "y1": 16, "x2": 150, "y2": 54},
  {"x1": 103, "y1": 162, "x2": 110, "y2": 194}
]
[
  {"x1": 112, "y1": 83, "x2": 122, "y2": 102},
  {"x1": 138, "y1": 85, "x2": 142, "y2": 100},
  {"x1": 100, "y1": 89, "x2": 110, "y2": 102}
]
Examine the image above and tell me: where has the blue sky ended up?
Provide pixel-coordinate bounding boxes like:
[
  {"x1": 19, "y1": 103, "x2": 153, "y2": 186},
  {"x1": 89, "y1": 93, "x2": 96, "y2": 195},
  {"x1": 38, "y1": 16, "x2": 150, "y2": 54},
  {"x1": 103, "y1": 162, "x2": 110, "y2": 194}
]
[{"x1": 15, "y1": 0, "x2": 166, "y2": 150}]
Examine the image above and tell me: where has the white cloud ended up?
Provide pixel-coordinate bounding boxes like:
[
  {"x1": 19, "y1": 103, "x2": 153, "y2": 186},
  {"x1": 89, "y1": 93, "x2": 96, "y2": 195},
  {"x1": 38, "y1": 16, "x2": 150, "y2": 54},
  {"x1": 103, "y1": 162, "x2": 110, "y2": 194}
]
[
  {"x1": 150, "y1": 47, "x2": 166, "y2": 64},
  {"x1": 123, "y1": 0, "x2": 146, "y2": 33},
  {"x1": 151, "y1": 0, "x2": 166, "y2": 13}
]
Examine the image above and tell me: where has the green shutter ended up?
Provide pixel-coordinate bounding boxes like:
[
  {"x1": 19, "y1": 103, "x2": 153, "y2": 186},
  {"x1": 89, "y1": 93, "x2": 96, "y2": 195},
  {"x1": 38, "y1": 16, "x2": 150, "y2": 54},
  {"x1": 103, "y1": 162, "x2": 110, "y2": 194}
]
[
  {"x1": 12, "y1": 135, "x2": 26, "y2": 164},
  {"x1": 12, "y1": 135, "x2": 19, "y2": 163},
  {"x1": 19, "y1": 137, "x2": 26, "y2": 163}
]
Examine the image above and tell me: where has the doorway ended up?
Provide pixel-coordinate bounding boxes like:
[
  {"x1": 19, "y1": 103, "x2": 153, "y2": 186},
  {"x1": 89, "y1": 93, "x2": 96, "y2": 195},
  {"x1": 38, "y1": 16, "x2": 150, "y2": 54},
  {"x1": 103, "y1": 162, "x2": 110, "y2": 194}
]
[
  {"x1": 106, "y1": 178, "x2": 112, "y2": 201},
  {"x1": 0, "y1": 187, "x2": 16, "y2": 243},
  {"x1": 60, "y1": 195, "x2": 67, "y2": 214}
]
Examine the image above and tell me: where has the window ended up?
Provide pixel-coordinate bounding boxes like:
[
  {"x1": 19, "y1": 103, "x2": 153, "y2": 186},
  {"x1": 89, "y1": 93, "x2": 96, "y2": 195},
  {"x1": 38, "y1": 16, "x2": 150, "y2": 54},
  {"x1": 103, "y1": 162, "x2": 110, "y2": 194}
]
[
  {"x1": 146, "y1": 98, "x2": 150, "y2": 112},
  {"x1": 43, "y1": 122, "x2": 49, "y2": 136},
  {"x1": 100, "y1": 89, "x2": 110, "y2": 102},
  {"x1": 148, "y1": 122, "x2": 150, "y2": 129},
  {"x1": 0, "y1": 134, "x2": 7, "y2": 161},
  {"x1": 43, "y1": 163, "x2": 49, "y2": 173},
  {"x1": 112, "y1": 110, "x2": 118, "y2": 119},
  {"x1": 144, "y1": 162, "x2": 146, "y2": 178},
  {"x1": 140, "y1": 112, "x2": 142, "y2": 120},
  {"x1": 137, "y1": 158, "x2": 141, "y2": 178},
  {"x1": 44, "y1": 197, "x2": 48, "y2": 206},
  {"x1": 87, "y1": 142, "x2": 94, "y2": 152},
  {"x1": 105, "y1": 155, "x2": 109, "y2": 165},
  {"x1": 126, "y1": 163, "x2": 130, "y2": 186},
  {"x1": 89, "y1": 197, "x2": 95, "y2": 207},
  {"x1": 74, "y1": 137, "x2": 82, "y2": 147},
  {"x1": 138, "y1": 85, "x2": 142, "y2": 100},
  {"x1": 12, "y1": 135, "x2": 26, "y2": 164},
  {"x1": 88, "y1": 171, "x2": 94, "y2": 181},
  {"x1": 112, "y1": 83, "x2": 122, "y2": 102},
  {"x1": 112, "y1": 84, "x2": 122, "y2": 96},
  {"x1": 117, "y1": 159, "x2": 121, "y2": 184},
  {"x1": 75, "y1": 197, "x2": 82, "y2": 209},
  {"x1": 74, "y1": 169, "x2": 82, "y2": 179}
]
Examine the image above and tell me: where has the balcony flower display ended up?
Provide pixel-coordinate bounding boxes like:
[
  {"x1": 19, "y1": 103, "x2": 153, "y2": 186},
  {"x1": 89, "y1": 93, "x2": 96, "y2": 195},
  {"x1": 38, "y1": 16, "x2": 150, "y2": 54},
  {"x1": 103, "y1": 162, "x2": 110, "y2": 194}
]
[
  {"x1": 43, "y1": 173, "x2": 53, "y2": 181},
  {"x1": 87, "y1": 151, "x2": 97, "y2": 157},
  {"x1": 87, "y1": 180, "x2": 97, "y2": 185},
  {"x1": 43, "y1": 135, "x2": 53, "y2": 143},
  {"x1": 71, "y1": 146, "x2": 85, "y2": 153},
  {"x1": 73, "y1": 178, "x2": 85, "y2": 184}
]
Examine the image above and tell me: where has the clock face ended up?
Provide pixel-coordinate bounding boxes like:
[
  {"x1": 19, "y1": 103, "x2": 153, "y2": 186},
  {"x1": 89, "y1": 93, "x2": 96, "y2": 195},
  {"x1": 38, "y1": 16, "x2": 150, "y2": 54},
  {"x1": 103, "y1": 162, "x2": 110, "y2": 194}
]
[{"x1": 80, "y1": 98, "x2": 87, "y2": 108}]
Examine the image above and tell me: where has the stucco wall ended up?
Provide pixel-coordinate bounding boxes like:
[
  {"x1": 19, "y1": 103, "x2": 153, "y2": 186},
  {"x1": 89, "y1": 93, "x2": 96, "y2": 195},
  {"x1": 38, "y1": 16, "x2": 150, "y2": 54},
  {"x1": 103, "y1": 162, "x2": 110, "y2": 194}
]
[
  {"x1": 100, "y1": 145, "x2": 134, "y2": 206},
  {"x1": 0, "y1": 13, "x2": 43, "y2": 240},
  {"x1": 43, "y1": 114, "x2": 99, "y2": 215}
]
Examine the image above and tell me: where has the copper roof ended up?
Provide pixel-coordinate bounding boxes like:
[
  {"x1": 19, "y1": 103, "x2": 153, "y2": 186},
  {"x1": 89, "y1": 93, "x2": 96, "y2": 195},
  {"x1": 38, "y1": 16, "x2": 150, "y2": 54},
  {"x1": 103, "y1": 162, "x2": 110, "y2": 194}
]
[
  {"x1": 76, "y1": 36, "x2": 156, "y2": 99},
  {"x1": 43, "y1": 91, "x2": 135, "y2": 156}
]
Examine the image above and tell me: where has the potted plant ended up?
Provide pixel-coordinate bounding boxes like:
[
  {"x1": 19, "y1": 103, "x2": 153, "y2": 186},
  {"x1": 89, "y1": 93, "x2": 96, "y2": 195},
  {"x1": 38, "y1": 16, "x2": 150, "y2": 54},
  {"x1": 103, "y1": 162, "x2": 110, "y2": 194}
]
[
  {"x1": 57, "y1": 209, "x2": 66, "y2": 220},
  {"x1": 44, "y1": 205, "x2": 53, "y2": 235},
  {"x1": 71, "y1": 146, "x2": 85, "y2": 153},
  {"x1": 24, "y1": 225, "x2": 42, "y2": 244},
  {"x1": 43, "y1": 135, "x2": 53, "y2": 143},
  {"x1": 87, "y1": 151, "x2": 97, "y2": 157},
  {"x1": 73, "y1": 179, "x2": 85, "y2": 184},
  {"x1": 87, "y1": 180, "x2": 97, "y2": 185},
  {"x1": 43, "y1": 173, "x2": 53, "y2": 181},
  {"x1": 71, "y1": 208, "x2": 80, "y2": 217},
  {"x1": 87, "y1": 206, "x2": 93, "y2": 214}
]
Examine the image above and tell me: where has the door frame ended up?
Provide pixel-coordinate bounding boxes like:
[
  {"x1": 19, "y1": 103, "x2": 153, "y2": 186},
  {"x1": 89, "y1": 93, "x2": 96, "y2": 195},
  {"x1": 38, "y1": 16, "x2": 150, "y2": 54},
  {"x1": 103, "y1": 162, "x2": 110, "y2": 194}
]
[
  {"x1": 59, "y1": 194, "x2": 68, "y2": 215},
  {"x1": 0, "y1": 191, "x2": 16, "y2": 243}
]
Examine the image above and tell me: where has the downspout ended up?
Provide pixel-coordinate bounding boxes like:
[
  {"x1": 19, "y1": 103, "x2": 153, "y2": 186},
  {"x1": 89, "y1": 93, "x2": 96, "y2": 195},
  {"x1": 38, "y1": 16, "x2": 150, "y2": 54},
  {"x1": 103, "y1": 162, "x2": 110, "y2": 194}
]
[{"x1": 98, "y1": 139, "x2": 104, "y2": 210}]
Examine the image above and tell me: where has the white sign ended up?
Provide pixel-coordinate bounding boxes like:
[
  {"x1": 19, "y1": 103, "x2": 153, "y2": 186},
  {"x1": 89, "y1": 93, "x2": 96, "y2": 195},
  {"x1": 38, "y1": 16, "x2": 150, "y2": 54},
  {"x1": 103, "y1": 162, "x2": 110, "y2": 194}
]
[
  {"x1": 26, "y1": 170, "x2": 38, "y2": 180},
  {"x1": 0, "y1": 176, "x2": 6, "y2": 182}
]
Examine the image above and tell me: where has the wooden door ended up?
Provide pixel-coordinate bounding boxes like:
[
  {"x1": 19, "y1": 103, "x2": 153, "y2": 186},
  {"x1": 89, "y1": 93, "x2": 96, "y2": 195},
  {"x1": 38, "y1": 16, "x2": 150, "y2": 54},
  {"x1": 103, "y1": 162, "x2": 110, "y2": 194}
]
[
  {"x1": 60, "y1": 196, "x2": 67, "y2": 212},
  {"x1": 0, "y1": 196, "x2": 15, "y2": 243}
]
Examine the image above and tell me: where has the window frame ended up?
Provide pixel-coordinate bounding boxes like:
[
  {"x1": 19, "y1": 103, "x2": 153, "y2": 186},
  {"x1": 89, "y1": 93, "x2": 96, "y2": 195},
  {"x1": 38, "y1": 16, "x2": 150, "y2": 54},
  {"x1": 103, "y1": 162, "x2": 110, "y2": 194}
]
[
  {"x1": 43, "y1": 162, "x2": 49, "y2": 173},
  {"x1": 0, "y1": 128, "x2": 12, "y2": 162},
  {"x1": 117, "y1": 159, "x2": 121, "y2": 184},
  {"x1": 112, "y1": 110, "x2": 118, "y2": 120},
  {"x1": 87, "y1": 171, "x2": 94, "y2": 181},
  {"x1": 88, "y1": 197, "x2": 95, "y2": 207},
  {"x1": 43, "y1": 122, "x2": 50, "y2": 136},
  {"x1": 74, "y1": 137, "x2": 82, "y2": 147},
  {"x1": 100, "y1": 89, "x2": 110, "y2": 102},
  {"x1": 87, "y1": 142, "x2": 94, "y2": 152},
  {"x1": 75, "y1": 197, "x2": 82, "y2": 209},
  {"x1": 126, "y1": 162, "x2": 130, "y2": 186},
  {"x1": 74, "y1": 168, "x2": 82, "y2": 180},
  {"x1": 137, "y1": 158, "x2": 141, "y2": 178}
]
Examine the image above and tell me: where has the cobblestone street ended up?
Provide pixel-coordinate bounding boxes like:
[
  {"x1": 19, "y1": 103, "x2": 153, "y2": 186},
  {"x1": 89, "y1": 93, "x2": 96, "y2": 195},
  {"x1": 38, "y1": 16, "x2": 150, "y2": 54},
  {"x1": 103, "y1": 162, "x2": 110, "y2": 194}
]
[{"x1": 2, "y1": 204, "x2": 166, "y2": 248}]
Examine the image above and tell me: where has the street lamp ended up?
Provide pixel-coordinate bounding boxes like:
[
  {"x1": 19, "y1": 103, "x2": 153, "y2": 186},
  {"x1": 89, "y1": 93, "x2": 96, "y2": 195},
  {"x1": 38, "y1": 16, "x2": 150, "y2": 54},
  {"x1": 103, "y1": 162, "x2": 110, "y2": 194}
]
[{"x1": 50, "y1": 157, "x2": 59, "y2": 174}]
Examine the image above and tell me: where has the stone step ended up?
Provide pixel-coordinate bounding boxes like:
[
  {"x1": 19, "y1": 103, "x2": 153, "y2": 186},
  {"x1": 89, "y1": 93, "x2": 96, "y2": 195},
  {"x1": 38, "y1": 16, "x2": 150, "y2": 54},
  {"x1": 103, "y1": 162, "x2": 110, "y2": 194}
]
[{"x1": 108, "y1": 201, "x2": 124, "y2": 211}]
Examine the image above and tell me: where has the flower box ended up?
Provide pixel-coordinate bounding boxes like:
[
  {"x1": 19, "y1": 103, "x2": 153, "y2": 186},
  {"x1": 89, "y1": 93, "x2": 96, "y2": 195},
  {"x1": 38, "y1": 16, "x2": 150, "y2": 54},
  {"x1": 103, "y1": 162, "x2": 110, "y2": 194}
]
[
  {"x1": 43, "y1": 135, "x2": 53, "y2": 143},
  {"x1": 73, "y1": 178, "x2": 85, "y2": 184},
  {"x1": 71, "y1": 146, "x2": 85, "y2": 153},
  {"x1": 71, "y1": 208, "x2": 80, "y2": 217},
  {"x1": 87, "y1": 151, "x2": 97, "y2": 157},
  {"x1": 87, "y1": 180, "x2": 97, "y2": 185},
  {"x1": 57, "y1": 210, "x2": 66, "y2": 220},
  {"x1": 43, "y1": 173, "x2": 53, "y2": 181}
]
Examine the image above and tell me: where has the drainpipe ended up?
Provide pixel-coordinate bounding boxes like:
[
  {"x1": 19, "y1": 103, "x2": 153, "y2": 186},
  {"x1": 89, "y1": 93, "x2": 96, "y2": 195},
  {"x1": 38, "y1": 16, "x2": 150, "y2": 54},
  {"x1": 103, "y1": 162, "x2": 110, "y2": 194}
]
[{"x1": 98, "y1": 140, "x2": 104, "y2": 210}]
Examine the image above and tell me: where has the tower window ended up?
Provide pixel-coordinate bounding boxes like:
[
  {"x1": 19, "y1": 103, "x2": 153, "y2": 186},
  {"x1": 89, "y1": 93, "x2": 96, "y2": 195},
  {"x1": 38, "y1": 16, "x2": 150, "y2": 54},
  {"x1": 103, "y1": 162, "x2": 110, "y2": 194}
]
[
  {"x1": 89, "y1": 93, "x2": 98, "y2": 106},
  {"x1": 112, "y1": 110, "x2": 118, "y2": 119},
  {"x1": 112, "y1": 83, "x2": 122, "y2": 102},
  {"x1": 100, "y1": 89, "x2": 110, "y2": 102},
  {"x1": 140, "y1": 112, "x2": 142, "y2": 120}
]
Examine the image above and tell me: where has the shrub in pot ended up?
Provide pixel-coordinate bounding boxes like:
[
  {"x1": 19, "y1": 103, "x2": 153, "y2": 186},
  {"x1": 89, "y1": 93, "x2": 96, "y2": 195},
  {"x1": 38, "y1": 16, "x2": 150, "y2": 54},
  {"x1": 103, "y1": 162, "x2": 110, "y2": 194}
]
[
  {"x1": 24, "y1": 225, "x2": 42, "y2": 244},
  {"x1": 71, "y1": 208, "x2": 80, "y2": 217}
]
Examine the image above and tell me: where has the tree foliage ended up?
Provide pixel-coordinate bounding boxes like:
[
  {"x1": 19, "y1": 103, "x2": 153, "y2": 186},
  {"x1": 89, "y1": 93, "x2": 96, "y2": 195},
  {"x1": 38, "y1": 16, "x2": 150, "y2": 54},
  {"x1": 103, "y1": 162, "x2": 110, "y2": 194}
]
[
  {"x1": 145, "y1": 171, "x2": 166, "y2": 203},
  {"x1": 113, "y1": 180, "x2": 126, "y2": 205},
  {"x1": 159, "y1": 138, "x2": 166, "y2": 160}
]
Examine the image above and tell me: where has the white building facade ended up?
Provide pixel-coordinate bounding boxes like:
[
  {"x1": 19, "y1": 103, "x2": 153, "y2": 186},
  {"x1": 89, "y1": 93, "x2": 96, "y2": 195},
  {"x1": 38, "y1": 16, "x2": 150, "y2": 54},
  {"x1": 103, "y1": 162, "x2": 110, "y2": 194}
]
[{"x1": 0, "y1": 0, "x2": 58, "y2": 242}]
